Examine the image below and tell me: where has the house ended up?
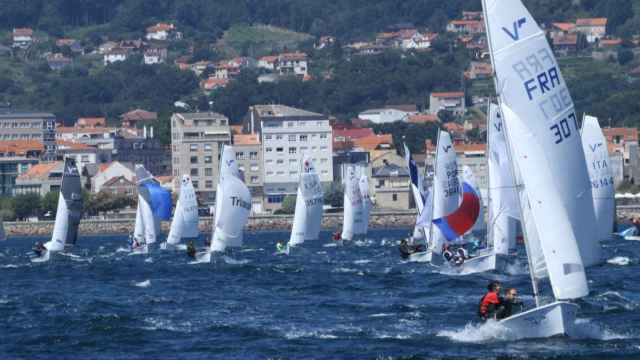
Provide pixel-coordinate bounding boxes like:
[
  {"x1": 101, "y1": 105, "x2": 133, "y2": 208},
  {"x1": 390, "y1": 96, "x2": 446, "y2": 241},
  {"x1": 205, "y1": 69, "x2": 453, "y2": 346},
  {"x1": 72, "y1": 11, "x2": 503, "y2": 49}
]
[
  {"x1": 258, "y1": 55, "x2": 278, "y2": 71},
  {"x1": 352, "y1": 134, "x2": 394, "y2": 155},
  {"x1": 146, "y1": 23, "x2": 175, "y2": 41},
  {"x1": 14, "y1": 162, "x2": 64, "y2": 195},
  {"x1": 407, "y1": 114, "x2": 439, "y2": 124},
  {"x1": 12, "y1": 28, "x2": 33, "y2": 49},
  {"x1": 56, "y1": 38, "x2": 84, "y2": 54},
  {"x1": 315, "y1": 36, "x2": 336, "y2": 50},
  {"x1": 603, "y1": 127, "x2": 640, "y2": 183},
  {"x1": 201, "y1": 77, "x2": 229, "y2": 91},
  {"x1": 599, "y1": 38, "x2": 623, "y2": 49},
  {"x1": 92, "y1": 161, "x2": 136, "y2": 193},
  {"x1": 104, "y1": 47, "x2": 128, "y2": 65},
  {"x1": 446, "y1": 20, "x2": 484, "y2": 34},
  {"x1": 120, "y1": 109, "x2": 158, "y2": 128},
  {"x1": 371, "y1": 160, "x2": 411, "y2": 210},
  {"x1": 76, "y1": 117, "x2": 106, "y2": 128},
  {"x1": 0, "y1": 140, "x2": 42, "y2": 195},
  {"x1": 346, "y1": 42, "x2": 386, "y2": 56},
  {"x1": 465, "y1": 61, "x2": 492, "y2": 80},
  {"x1": 552, "y1": 34, "x2": 579, "y2": 55},
  {"x1": 189, "y1": 61, "x2": 213, "y2": 76},
  {"x1": 462, "y1": 11, "x2": 483, "y2": 21},
  {"x1": 429, "y1": 91, "x2": 466, "y2": 116},
  {"x1": 277, "y1": 52, "x2": 308, "y2": 77},
  {"x1": 358, "y1": 108, "x2": 410, "y2": 124},
  {"x1": 56, "y1": 140, "x2": 110, "y2": 172},
  {"x1": 101, "y1": 176, "x2": 136, "y2": 197},
  {"x1": 47, "y1": 53, "x2": 72, "y2": 71},
  {"x1": 333, "y1": 127, "x2": 376, "y2": 151},
  {"x1": 443, "y1": 122, "x2": 467, "y2": 140},
  {"x1": 576, "y1": 18, "x2": 607, "y2": 43},
  {"x1": 144, "y1": 47, "x2": 168, "y2": 64},
  {"x1": 399, "y1": 30, "x2": 437, "y2": 50},
  {"x1": 98, "y1": 41, "x2": 118, "y2": 54},
  {"x1": 548, "y1": 22, "x2": 576, "y2": 40}
]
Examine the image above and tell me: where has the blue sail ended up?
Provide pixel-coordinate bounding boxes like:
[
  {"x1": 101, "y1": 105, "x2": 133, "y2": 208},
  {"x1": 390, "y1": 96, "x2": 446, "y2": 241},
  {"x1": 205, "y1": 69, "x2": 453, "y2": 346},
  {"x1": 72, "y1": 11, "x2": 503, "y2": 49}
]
[{"x1": 143, "y1": 182, "x2": 172, "y2": 221}]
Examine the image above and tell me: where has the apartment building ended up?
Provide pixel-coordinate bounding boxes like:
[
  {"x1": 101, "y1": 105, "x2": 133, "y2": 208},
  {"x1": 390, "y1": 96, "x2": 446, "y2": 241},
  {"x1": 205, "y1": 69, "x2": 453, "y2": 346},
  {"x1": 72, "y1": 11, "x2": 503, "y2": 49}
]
[
  {"x1": 234, "y1": 133, "x2": 264, "y2": 213},
  {"x1": 246, "y1": 105, "x2": 332, "y2": 211},
  {"x1": 0, "y1": 111, "x2": 56, "y2": 161},
  {"x1": 171, "y1": 112, "x2": 231, "y2": 203},
  {"x1": 429, "y1": 92, "x2": 466, "y2": 116}
]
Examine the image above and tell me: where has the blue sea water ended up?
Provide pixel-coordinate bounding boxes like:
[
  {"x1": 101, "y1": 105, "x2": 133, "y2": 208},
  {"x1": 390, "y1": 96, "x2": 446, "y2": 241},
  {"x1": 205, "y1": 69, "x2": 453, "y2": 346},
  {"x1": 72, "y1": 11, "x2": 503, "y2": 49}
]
[{"x1": 0, "y1": 229, "x2": 639, "y2": 359}]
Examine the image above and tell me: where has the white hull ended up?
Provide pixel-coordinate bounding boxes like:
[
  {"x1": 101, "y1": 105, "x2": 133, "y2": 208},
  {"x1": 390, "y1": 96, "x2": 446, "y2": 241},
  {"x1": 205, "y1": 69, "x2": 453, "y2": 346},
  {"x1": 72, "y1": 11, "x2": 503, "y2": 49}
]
[
  {"x1": 129, "y1": 244, "x2": 149, "y2": 255},
  {"x1": 624, "y1": 236, "x2": 640, "y2": 241},
  {"x1": 499, "y1": 301, "x2": 578, "y2": 339},
  {"x1": 408, "y1": 250, "x2": 432, "y2": 263}
]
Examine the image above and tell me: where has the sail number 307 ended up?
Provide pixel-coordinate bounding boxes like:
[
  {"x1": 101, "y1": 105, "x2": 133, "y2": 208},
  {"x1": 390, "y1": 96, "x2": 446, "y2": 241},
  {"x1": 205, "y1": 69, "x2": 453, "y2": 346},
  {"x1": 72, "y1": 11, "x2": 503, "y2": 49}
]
[{"x1": 549, "y1": 112, "x2": 578, "y2": 144}]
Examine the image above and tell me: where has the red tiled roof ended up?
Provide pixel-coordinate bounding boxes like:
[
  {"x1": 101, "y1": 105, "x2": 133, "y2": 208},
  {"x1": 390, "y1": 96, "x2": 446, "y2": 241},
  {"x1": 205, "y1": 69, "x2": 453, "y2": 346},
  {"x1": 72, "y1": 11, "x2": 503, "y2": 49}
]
[
  {"x1": 146, "y1": 23, "x2": 174, "y2": 33},
  {"x1": 76, "y1": 117, "x2": 106, "y2": 127},
  {"x1": 576, "y1": 18, "x2": 608, "y2": 27},
  {"x1": 431, "y1": 91, "x2": 465, "y2": 98},
  {"x1": 56, "y1": 140, "x2": 91, "y2": 150},
  {"x1": 278, "y1": 52, "x2": 308, "y2": 61},
  {"x1": 456, "y1": 143, "x2": 486, "y2": 153},
  {"x1": 234, "y1": 134, "x2": 260, "y2": 145},
  {"x1": 408, "y1": 114, "x2": 439, "y2": 124},
  {"x1": 103, "y1": 175, "x2": 135, "y2": 187},
  {"x1": 259, "y1": 55, "x2": 278, "y2": 63},
  {"x1": 17, "y1": 162, "x2": 60, "y2": 181},
  {"x1": 201, "y1": 77, "x2": 229, "y2": 90},
  {"x1": 0, "y1": 140, "x2": 44, "y2": 155},
  {"x1": 443, "y1": 122, "x2": 465, "y2": 133},
  {"x1": 156, "y1": 175, "x2": 174, "y2": 184},
  {"x1": 600, "y1": 38, "x2": 623, "y2": 47},
  {"x1": 13, "y1": 28, "x2": 33, "y2": 37},
  {"x1": 353, "y1": 134, "x2": 394, "y2": 151},
  {"x1": 120, "y1": 109, "x2": 157, "y2": 122},
  {"x1": 333, "y1": 128, "x2": 375, "y2": 140},
  {"x1": 552, "y1": 22, "x2": 576, "y2": 32},
  {"x1": 554, "y1": 34, "x2": 578, "y2": 46},
  {"x1": 603, "y1": 127, "x2": 639, "y2": 141}
]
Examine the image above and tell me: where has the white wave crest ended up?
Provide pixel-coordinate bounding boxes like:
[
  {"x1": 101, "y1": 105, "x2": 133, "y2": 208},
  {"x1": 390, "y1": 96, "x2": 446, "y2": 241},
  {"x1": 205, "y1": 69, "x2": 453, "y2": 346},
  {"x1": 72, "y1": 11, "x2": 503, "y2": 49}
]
[
  {"x1": 222, "y1": 255, "x2": 250, "y2": 265},
  {"x1": 607, "y1": 256, "x2": 632, "y2": 266},
  {"x1": 437, "y1": 320, "x2": 517, "y2": 342},
  {"x1": 134, "y1": 279, "x2": 151, "y2": 288}
]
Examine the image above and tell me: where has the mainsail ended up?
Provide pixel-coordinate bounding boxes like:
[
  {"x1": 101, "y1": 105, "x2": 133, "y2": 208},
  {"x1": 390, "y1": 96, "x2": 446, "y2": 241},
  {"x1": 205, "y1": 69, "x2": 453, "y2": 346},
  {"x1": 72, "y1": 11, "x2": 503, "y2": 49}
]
[
  {"x1": 289, "y1": 157, "x2": 324, "y2": 246},
  {"x1": 429, "y1": 131, "x2": 460, "y2": 255},
  {"x1": 135, "y1": 165, "x2": 172, "y2": 245},
  {"x1": 210, "y1": 145, "x2": 252, "y2": 252},
  {"x1": 581, "y1": 115, "x2": 615, "y2": 247},
  {"x1": 404, "y1": 144, "x2": 428, "y2": 240},
  {"x1": 487, "y1": 103, "x2": 519, "y2": 254},
  {"x1": 45, "y1": 158, "x2": 83, "y2": 252},
  {"x1": 167, "y1": 175, "x2": 199, "y2": 245},
  {"x1": 341, "y1": 165, "x2": 363, "y2": 241}
]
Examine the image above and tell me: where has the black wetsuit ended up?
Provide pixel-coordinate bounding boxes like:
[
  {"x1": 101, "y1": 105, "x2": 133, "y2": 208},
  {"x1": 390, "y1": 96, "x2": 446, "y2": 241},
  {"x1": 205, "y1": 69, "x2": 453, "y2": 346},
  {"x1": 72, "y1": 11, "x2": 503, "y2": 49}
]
[
  {"x1": 187, "y1": 244, "x2": 196, "y2": 258},
  {"x1": 496, "y1": 299, "x2": 523, "y2": 320},
  {"x1": 399, "y1": 243, "x2": 411, "y2": 259}
]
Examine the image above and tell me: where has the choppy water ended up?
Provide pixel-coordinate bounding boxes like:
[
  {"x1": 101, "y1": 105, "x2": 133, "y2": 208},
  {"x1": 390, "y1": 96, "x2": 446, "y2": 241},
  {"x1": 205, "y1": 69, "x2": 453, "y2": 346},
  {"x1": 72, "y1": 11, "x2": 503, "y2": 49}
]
[{"x1": 1, "y1": 230, "x2": 639, "y2": 359}]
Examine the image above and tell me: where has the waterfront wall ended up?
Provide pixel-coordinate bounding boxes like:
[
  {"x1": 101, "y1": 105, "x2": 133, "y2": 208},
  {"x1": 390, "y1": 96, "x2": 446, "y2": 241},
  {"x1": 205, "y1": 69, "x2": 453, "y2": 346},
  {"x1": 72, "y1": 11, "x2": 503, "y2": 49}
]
[{"x1": 3, "y1": 211, "x2": 417, "y2": 237}]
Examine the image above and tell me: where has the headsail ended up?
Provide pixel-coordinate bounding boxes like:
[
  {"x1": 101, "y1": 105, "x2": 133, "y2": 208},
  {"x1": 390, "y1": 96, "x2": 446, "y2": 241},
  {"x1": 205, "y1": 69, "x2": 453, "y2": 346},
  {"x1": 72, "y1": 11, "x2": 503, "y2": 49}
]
[
  {"x1": 581, "y1": 115, "x2": 615, "y2": 247},
  {"x1": 429, "y1": 131, "x2": 460, "y2": 255},
  {"x1": 488, "y1": 103, "x2": 519, "y2": 254},
  {"x1": 289, "y1": 157, "x2": 324, "y2": 246},
  {"x1": 211, "y1": 146, "x2": 252, "y2": 252},
  {"x1": 484, "y1": 0, "x2": 598, "y2": 273},
  {"x1": 46, "y1": 158, "x2": 83, "y2": 252},
  {"x1": 167, "y1": 175, "x2": 199, "y2": 245},
  {"x1": 341, "y1": 165, "x2": 363, "y2": 241}
]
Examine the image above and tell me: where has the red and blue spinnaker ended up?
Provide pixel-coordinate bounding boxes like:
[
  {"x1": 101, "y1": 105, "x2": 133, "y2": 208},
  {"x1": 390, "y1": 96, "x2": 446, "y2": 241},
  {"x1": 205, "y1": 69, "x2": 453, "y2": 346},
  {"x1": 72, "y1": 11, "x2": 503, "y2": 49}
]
[{"x1": 432, "y1": 182, "x2": 480, "y2": 242}]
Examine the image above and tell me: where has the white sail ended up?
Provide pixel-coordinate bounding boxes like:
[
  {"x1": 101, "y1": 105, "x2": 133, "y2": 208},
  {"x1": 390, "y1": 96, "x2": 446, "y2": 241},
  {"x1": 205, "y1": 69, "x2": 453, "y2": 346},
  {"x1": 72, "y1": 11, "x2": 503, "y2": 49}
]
[
  {"x1": 404, "y1": 144, "x2": 425, "y2": 214},
  {"x1": 45, "y1": 158, "x2": 83, "y2": 252},
  {"x1": 581, "y1": 115, "x2": 614, "y2": 247},
  {"x1": 167, "y1": 175, "x2": 199, "y2": 245},
  {"x1": 341, "y1": 165, "x2": 363, "y2": 241},
  {"x1": 0, "y1": 218, "x2": 5, "y2": 241},
  {"x1": 210, "y1": 145, "x2": 252, "y2": 252},
  {"x1": 429, "y1": 131, "x2": 460, "y2": 255},
  {"x1": 357, "y1": 170, "x2": 372, "y2": 236},
  {"x1": 502, "y1": 103, "x2": 588, "y2": 299},
  {"x1": 484, "y1": 0, "x2": 598, "y2": 277},
  {"x1": 289, "y1": 157, "x2": 324, "y2": 246},
  {"x1": 488, "y1": 103, "x2": 519, "y2": 254}
]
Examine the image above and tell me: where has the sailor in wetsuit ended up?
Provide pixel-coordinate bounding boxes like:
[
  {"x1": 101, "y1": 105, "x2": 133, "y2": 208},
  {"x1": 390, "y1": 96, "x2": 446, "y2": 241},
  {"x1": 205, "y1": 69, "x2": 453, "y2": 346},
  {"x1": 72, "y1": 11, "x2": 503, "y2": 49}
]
[
  {"x1": 478, "y1": 281, "x2": 502, "y2": 321},
  {"x1": 32, "y1": 241, "x2": 47, "y2": 257},
  {"x1": 496, "y1": 288, "x2": 523, "y2": 320},
  {"x1": 186, "y1": 240, "x2": 196, "y2": 259}
]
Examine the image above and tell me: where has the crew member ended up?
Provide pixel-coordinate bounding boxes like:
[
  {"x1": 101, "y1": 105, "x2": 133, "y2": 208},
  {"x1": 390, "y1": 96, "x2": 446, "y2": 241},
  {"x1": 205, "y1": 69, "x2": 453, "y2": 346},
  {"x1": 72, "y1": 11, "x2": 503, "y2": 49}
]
[
  {"x1": 333, "y1": 231, "x2": 342, "y2": 242},
  {"x1": 633, "y1": 217, "x2": 640, "y2": 234},
  {"x1": 478, "y1": 281, "x2": 502, "y2": 321},
  {"x1": 399, "y1": 239, "x2": 412, "y2": 259},
  {"x1": 186, "y1": 240, "x2": 196, "y2": 259},
  {"x1": 32, "y1": 242, "x2": 47, "y2": 257},
  {"x1": 496, "y1": 288, "x2": 523, "y2": 320},
  {"x1": 276, "y1": 242, "x2": 286, "y2": 254}
]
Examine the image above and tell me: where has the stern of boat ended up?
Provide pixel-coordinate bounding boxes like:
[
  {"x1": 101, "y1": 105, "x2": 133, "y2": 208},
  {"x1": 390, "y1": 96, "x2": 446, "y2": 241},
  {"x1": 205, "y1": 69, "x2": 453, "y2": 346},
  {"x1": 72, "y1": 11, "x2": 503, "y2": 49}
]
[{"x1": 499, "y1": 301, "x2": 578, "y2": 339}]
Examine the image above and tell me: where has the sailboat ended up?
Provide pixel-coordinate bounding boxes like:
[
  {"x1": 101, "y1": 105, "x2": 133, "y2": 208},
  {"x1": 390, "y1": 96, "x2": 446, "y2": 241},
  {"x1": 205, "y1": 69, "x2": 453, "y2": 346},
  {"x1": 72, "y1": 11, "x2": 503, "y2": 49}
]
[
  {"x1": 197, "y1": 145, "x2": 252, "y2": 262},
  {"x1": 34, "y1": 158, "x2": 83, "y2": 261},
  {"x1": 403, "y1": 143, "x2": 433, "y2": 262},
  {"x1": 357, "y1": 169, "x2": 372, "y2": 238},
  {"x1": 163, "y1": 174, "x2": 199, "y2": 250},
  {"x1": 483, "y1": 0, "x2": 593, "y2": 337},
  {"x1": 286, "y1": 156, "x2": 324, "y2": 253},
  {"x1": 131, "y1": 165, "x2": 172, "y2": 254},
  {"x1": 581, "y1": 115, "x2": 615, "y2": 244},
  {"x1": 341, "y1": 165, "x2": 364, "y2": 242}
]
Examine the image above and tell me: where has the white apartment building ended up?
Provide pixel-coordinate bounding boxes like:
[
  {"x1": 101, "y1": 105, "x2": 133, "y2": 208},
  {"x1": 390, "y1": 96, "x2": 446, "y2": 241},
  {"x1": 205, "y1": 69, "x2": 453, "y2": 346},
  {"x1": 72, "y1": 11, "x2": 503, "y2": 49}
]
[
  {"x1": 246, "y1": 105, "x2": 332, "y2": 209},
  {"x1": 171, "y1": 112, "x2": 231, "y2": 203}
]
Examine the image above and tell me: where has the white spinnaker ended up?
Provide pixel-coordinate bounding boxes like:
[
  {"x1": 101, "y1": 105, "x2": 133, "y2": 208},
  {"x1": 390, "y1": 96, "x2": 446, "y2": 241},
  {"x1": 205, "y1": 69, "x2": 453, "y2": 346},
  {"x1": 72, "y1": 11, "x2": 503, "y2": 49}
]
[
  {"x1": 484, "y1": 0, "x2": 598, "y2": 272},
  {"x1": 341, "y1": 166, "x2": 363, "y2": 241},
  {"x1": 289, "y1": 158, "x2": 324, "y2": 246},
  {"x1": 581, "y1": 115, "x2": 615, "y2": 246},
  {"x1": 488, "y1": 103, "x2": 519, "y2": 254},
  {"x1": 357, "y1": 171, "x2": 372, "y2": 236},
  {"x1": 210, "y1": 145, "x2": 251, "y2": 252},
  {"x1": 167, "y1": 175, "x2": 199, "y2": 245},
  {"x1": 502, "y1": 103, "x2": 588, "y2": 299},
  {"x1": 429, "y1": 131, "x2": 460, "y2": 255}
]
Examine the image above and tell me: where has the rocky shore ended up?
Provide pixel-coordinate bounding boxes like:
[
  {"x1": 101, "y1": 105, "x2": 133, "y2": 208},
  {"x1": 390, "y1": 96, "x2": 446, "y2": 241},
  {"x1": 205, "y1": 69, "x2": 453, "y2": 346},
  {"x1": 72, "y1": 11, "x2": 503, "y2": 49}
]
[{"x1": 3, "y1": 211, "x2": 417, "y2": 237}]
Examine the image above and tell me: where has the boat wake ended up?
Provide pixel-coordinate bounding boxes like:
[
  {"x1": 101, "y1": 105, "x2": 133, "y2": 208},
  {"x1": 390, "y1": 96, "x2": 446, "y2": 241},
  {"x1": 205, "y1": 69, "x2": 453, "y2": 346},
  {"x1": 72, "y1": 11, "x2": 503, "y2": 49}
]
[
  {"x1": 221, "y1": 255, "x2": 250, "y2": 265},
  {"x1": 607, "y1": 256, "x2": 632, "y2": 266},
  {"x1": 133, "y1": 279, "x2": 151, "y2": 288},
  {"x1": 571, "y1": 318, "x2": 633, "y2": 340}
]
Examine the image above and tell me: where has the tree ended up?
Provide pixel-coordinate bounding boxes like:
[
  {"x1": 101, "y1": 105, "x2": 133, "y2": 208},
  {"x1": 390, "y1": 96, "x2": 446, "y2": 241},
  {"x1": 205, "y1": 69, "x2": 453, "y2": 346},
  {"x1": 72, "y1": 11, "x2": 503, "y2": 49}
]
[
  {"x1": 618, "y1": 48, "x2": 634, "y2": 65},
  {"x1": 324, "y1": 183, "x2": 343, "y2": 208},
  {"x1": 13, "y1": 193, "x2": 42, "y2": 220},
  {"x1": 279, "y1": 195, "x2": 297, "y2": 214},
  {"x1": 42, "y1": 191, "x2": 60, "y2": 217}
]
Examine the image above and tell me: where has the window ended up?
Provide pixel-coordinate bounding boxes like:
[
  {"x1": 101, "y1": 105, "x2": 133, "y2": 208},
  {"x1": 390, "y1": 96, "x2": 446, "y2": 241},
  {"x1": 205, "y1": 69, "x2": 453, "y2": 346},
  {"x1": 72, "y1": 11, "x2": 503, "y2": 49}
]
[
  {"x1": 267, "y1": 195, "x2": 285, "y2": 203},
  {"x1": 81, "y1": 155, "x2": 89, "y2": 162},
  {"x1": 174, "y1": 169, "x2": 178, "y2": 176},
  {"x1": 277, "y1": 159, "x2": 284, "y2": 164},
  {"x1": 173, "y1": 157, "x2": 179, "y2": 164},
  {"x1": 266, "y1": 159, "x2": 274, "y2": 164},
  {"x1": 288, "y1": 147, "x2": 297, "y2": 154},
  {"x1": 320, "y1": 133, "x2": 328, "y2": 139},
  {"x1": 205, "y1": 168, "x2": 213, "y2": 176},
  {"x1": 288, "y1": 135, "x2": 296, "y2": 142},
  {"x1": 276, "y1": 171, "x2": 284, "y2": 175},
  {"x1": 300, "y1": 146, "x2": 308, "y2": 151},
  {"x1": 204, "y1": 144, "x2": 212, "y2": 151},
  {"x1": 265, "y1": 135, "x2": 272, "y2": 140},
  {"x1": 320, "y1": 146, "x2": 328, "y2": 151},
  {"x1": 190, "y1": 156, "x2": 198, "y2": 164},
  {"x1": 204, "y1": 156, "x2": 212, "y2": 164},
  {"x1": 266, "y1": 171, "x2": 274, "y2": 176},
  {"x1": 190, "y1": 144, "x2": 198, "y2": 152},
  {"x1": 276, "y1": 135, "x2": 283, "y2": 140},
  {"x1": 266, "y1": 147, "x2": 273, "y2": 153},
  {"x1": 287, "y1": 121, "x2": 295, "y2": 127},
  {"x1": 192, "y1": 181, "x2": 199, "y2": 188},
  {"x1": 251, "y1": 176, "x2": 259, "y2": 184},
  {"x1": 321, "y1": 170, "x2": 328, "y2": 174},
  {"x1": 320, "y1": 158, "x2": 328, "y2": 163},
  {"x1": 289, "y1": 171, "x2": 297, "y2": 175},
  {"x1": 236, "y1": 152, "x2": 246, "y2": 160},
  {"x1": 392, "y1": 193, "x2": 398, "y2": 201},
  {"x1": 289, "y1": 159, "x2": 297, "y2": 163},
  {"x1": 250, "y1": 151, "x2": 258, "y2": 160},
  {"x1": 276, "y1": 147, "x2": 283, "y2": 152},
  {"x1": 299, "y1": 135, "x2": 308, "y2": 142},
  {"x1": 190, "y1": 168, "x2": 199, "y2": 176},
  {"x1": 205, "y1": 180, "x2": 213, "y2": 188}
]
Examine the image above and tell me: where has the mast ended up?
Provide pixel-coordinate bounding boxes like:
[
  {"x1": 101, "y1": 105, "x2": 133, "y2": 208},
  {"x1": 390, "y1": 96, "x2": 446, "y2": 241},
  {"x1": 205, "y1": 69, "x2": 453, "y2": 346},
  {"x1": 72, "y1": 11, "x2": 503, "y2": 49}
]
[
  {"x1": 427, "y1": 130, "x2": 441, "y2": 251},
  {"x1": 486, "y1": 99, "x2": 493, "y2": 251},
  {"x1": 481, "y1": 0, "x2": 540, "y2": 306}
]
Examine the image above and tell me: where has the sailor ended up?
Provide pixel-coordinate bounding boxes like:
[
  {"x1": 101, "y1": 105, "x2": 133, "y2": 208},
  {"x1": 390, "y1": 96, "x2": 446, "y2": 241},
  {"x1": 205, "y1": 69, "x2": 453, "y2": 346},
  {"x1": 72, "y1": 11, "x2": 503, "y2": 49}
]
[
  {"x1": 496, "y1": 288, "x2": 523, "y2": 320},
  {"x1": 442, "y1": 244, "x2": 454, "y2": 263},
  {"x1": 32, "y1": 241, "x2": 46, "y2": 257},
  {"x1": 186, "y1": 241, "x2": 196, "y2": 259},
  {"x1": 478, "y1": 281, "x2": 502, "y2": 321},
  {"x1": 633, "y1": 217, "x2": 640, "y2": 234},
  {"x1": 333, "y1": 231, "x2": 342, "y2": 242},
  {"x1": 399, "y1": 239, "x2": 412, "y2": 259},
  {"x1": 276, "y1": 241, "x2": 286, "y2": 254}
]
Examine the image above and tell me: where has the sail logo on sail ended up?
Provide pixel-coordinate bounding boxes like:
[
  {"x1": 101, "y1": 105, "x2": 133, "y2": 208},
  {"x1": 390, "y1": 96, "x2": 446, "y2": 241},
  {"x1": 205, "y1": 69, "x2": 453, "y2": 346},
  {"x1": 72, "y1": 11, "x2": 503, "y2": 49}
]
[
  {"x1": 502, "y1": 17, "x2": 526, "y2": 41},
  {"x1": 442, "y1": 145, "x2": 452, "y2": 153},
  {"x1": 231, "y1": 196, "x2": 251, "y2": 210},
  {"x1": 305, "y1": 197, "x2": 323, "y2": 207},
  {"x1": 589, "y1": 143, "x2": 603, "y2": 152},
  {"x1": 494, "y1": 122, "x2": 503, "y2": 132}
]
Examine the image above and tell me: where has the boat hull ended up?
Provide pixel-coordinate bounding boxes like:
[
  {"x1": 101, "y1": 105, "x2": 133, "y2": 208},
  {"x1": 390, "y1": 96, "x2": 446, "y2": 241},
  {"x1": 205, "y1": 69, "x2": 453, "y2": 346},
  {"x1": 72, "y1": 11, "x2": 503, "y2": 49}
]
[
  {"x1": 499, "y1": 301, "x2": 578, "y2": 339},
  {"x1": 408, "y1": 250, "x2": 432, "y2": 263}
]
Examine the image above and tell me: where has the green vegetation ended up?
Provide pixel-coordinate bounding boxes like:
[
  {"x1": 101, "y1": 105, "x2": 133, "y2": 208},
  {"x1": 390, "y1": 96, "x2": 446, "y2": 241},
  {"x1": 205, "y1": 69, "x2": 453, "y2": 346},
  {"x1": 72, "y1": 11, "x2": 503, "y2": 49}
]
[{"x1": 220, "y1": 24, "x2": 312, "y2": 57}]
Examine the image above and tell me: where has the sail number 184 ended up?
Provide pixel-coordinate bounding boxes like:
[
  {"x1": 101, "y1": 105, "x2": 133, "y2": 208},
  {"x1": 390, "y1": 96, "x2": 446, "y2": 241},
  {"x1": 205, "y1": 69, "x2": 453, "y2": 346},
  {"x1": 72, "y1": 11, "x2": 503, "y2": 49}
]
[{"x1": 549, "y1": 112, "x2": 578, "y2": 144}]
